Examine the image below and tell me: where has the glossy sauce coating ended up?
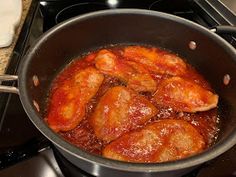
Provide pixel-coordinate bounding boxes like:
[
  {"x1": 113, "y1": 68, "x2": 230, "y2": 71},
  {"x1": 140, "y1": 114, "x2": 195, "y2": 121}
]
[
  {"x1": 45, "y1": 67, "x2": 104, "y2": 132},
  {"x1": 153, "y1": 76, "x2": 218, "y2": 113},
  {"x1": 103, "y1": 119, "x2": 205, "y2": 162},
  {"x1": 45, "y1": 45, "x2": 219, "y2": 162},
  {"x1": 90, "y1": 86, "x2": 158, "y2": 143}
]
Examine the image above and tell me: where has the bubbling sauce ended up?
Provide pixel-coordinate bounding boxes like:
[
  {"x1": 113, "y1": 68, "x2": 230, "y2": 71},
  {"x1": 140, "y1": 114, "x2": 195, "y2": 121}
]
[{"x1": 45, "y1": 45, "x2": 219, "y2": 162}]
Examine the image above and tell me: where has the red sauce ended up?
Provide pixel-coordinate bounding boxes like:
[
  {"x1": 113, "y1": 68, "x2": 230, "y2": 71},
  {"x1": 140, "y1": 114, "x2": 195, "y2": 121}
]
[{"x1": 46, "y1": 45, "x2": 219, "y2": 157}]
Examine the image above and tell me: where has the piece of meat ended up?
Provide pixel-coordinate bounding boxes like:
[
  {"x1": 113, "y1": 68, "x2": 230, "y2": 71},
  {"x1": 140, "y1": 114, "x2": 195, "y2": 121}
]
[
  {"x1": 46, "y1": 67, "x2": 104, "y2": 132},
  {"x1": 153, "y1": 77, "x2": 218, "y2": 113},
  {"x1": 125, "y1": 61, "x2": 157, "y2": 93},
  {"x1": 123, "y1": 46, "x2": 187, "y2": 76},
  {"x1": 127, "y1": 73, "x2": 157, "y2": 93},
  {"x1": 89, "y1": 86, "x2": 158, "y2": 142},
  {"x1": 95, "y1": 49, "x2": 132, "y2": 80},
  {"x1": 95, "y1": 49, "x2": 157, "y2": 93},
  {"x1": 103, "y1": 119, "x2": 205, "y2": 163}
]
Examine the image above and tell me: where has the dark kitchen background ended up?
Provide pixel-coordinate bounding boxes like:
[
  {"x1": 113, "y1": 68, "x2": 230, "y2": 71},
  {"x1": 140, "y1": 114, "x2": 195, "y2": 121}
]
[{"x1": 0, "y1": 0, "x2": 236, "y2": 176}]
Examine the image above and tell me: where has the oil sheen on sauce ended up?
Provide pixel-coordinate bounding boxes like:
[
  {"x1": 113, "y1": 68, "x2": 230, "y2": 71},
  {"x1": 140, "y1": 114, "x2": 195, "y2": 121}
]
[{"x1": 46, "y1": 45, "x2": 219, "y2": 156}]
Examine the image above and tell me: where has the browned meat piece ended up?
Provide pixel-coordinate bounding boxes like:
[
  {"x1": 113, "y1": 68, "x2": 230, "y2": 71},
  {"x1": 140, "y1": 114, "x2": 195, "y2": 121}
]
[
  {"x1": 125, "y1": 61, "x2": 157, "y2": 93},
  {"x1": 95, "y1": 49, "x2": 132, "y2": 80},
  {"x1": 153, "y1": 77, "x2": 218, "y2": 112},
  {"x1": 46, "y1": 67, "x2": 104, "y2": 132},
  {"x1": 89, "y1": 86, "x2": 158, "y2": 142},
  {"x1": 123, "y1": 46, "x2": 187, "y2": 76},
  {"x1": 103, "y1": 119, "x2": 205, "y2": 163},
  {"x1": 95, "y1": 49, "x2": 157, "y2": 93}
]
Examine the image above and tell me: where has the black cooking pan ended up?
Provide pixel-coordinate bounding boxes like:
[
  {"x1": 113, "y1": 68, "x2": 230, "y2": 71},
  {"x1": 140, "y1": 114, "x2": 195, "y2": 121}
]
[{"x1": 1, "y1": 9, "x2": 236, "y2": 177}]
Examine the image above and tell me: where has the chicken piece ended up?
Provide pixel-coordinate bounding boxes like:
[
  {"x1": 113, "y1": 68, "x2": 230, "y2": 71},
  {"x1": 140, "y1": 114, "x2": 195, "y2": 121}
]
[
  {"x1": 95, "y1": 49, "x2": 132, "y2": 80},
  {"x1": 125, "y1": 61, "x2": 157, "y2": 93},
  {"x1": 153, "y1": 77, "x2": 218, "y2": 112},
  {"x1": 90, "y1": 86, "x2": 158, "y2": 142},
  {"x1": 95, "y1": 49, "x2": 157, "y2": 93},
  {"x1": 103, "y1": 119, "x2": 205, "y2": 163},
  {"x1": 46, "y1": 67, "x2": 104, "y2": 132},
  {"x1": 127, "y1": 73, "x2": 157, "y2": 93},
  {"x1": 123, "y1": 46, "x2": 187, "y2": 76}
]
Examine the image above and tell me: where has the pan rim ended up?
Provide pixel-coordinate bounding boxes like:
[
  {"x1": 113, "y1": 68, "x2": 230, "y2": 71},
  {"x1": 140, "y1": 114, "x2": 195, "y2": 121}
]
[{"x1": 18, "y1": 8, "x2": 236, "y2": 172}]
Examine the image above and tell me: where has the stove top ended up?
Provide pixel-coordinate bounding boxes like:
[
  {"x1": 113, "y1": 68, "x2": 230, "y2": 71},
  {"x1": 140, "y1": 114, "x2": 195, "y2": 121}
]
[{"x1": 0, "y1": 0, "x2": 236, "y2": 176}]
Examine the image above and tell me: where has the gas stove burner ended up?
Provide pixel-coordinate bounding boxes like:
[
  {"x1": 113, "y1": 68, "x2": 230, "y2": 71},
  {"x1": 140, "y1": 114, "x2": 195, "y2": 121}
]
[
  {"x1": 52, "y1": 146, "x2": 94, "y2": 177},
  {"x1": 149, "y1": 0, "x2": 176, "y2": 11},
  {"x1": 55, "y1": 3, "x2": 110, "y2": 24},
  {"x1": 149, "y1": 0, "x2": 164, "y2": 10},
  {"x1": 149, "y1": 0, "x2": 204, "y2": 24}
]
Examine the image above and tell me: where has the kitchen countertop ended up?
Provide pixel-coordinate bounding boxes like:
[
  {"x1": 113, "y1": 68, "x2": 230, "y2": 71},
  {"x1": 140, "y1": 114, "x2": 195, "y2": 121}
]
[{"x1": 0, "y1": 0, "x2": 32, "y2": 75}]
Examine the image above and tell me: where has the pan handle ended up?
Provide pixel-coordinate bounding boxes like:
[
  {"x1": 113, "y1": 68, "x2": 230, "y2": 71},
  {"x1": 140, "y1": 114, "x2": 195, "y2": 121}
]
[
  {"x1": 0, "y1": 75, "x2": 19, "y2": 94},
  {"x1": 210, "y1": 25, "x2": 236, "y2": 35}
]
